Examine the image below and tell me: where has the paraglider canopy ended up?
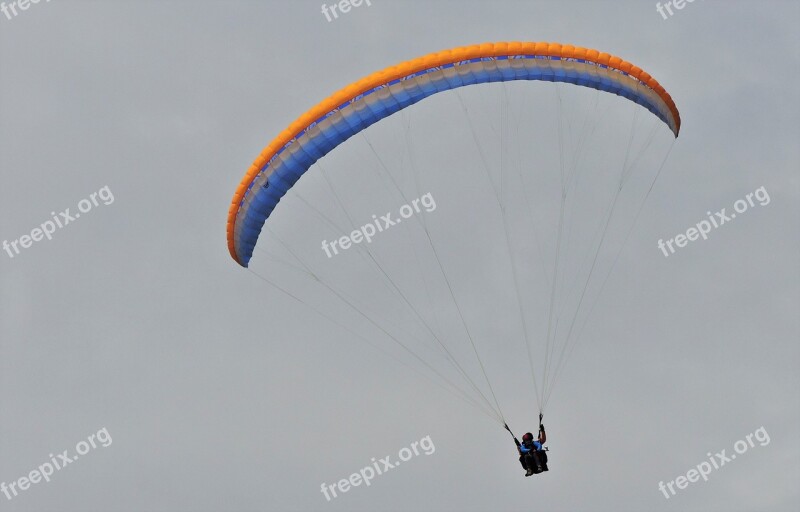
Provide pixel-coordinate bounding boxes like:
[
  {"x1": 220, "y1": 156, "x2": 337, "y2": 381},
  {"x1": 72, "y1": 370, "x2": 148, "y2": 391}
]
[{"x1": 227, "y1": 41, "x2": 680, "y2": 268}]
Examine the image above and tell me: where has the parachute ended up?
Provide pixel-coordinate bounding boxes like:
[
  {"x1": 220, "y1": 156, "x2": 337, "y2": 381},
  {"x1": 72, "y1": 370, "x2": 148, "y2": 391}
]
[{"x1": 227, "y1": 42, "x2": 679, "y2": 426}]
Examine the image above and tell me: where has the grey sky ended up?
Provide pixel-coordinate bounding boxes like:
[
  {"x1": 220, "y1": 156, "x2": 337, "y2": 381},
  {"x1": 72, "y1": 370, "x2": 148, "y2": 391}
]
[{"x1": 1, "y1": 1, "x2": 798, "y2": 511}]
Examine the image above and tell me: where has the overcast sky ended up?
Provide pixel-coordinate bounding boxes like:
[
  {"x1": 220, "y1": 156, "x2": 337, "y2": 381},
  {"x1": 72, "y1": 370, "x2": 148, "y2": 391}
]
[{"x1": 1, "y1": 1, "x2": 798, "y2": 511}]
